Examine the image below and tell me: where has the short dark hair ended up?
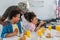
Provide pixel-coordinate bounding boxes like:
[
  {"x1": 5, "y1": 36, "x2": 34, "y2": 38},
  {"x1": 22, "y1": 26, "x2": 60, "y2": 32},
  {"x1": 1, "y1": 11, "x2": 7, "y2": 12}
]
[
  {"x1": 1, "y1": 6, "x2": 22, "y2": 21},
  {"x1": 24, "y1": 12, "x2": 36, "y2": 22},
  {"x1": 9, "y1": 10, "x2": 20, "y2": 20},
  {"x1": 1, "y1": 6, "x2": 18, "y2": 21}
]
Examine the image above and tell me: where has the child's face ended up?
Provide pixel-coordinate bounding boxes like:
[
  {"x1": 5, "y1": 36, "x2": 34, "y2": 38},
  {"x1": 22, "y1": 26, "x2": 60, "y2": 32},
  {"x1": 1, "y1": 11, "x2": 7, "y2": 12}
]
[
  {"x1": 13, "y1": 14, "x2": 20, "y2": 23},
  {"x1": 31, "y1": 17, "x2": 38, "y2": 24}
]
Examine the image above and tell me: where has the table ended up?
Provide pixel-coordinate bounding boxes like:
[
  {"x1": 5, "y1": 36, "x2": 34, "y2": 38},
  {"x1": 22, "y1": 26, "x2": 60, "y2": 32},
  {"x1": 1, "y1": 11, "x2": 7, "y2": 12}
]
[{"x1": 3, "y1": 29, "x2": 60, "y2": 40}]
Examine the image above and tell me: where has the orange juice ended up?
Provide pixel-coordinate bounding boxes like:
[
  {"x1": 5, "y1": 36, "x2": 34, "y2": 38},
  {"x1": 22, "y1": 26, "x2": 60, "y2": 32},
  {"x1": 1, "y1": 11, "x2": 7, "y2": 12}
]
[
  {"x1": 37, "y1": 30, "x2": 43, "y2": 37},
  {"x1": 56, "y1": 25, "x2": 60, "y2": 32},
  {"x1": 41, "y1": 27, "x2": 45, "y2": 33},
  {"x1": 26, "y1": 30, "x2": 31, "y2": 38},
  {"x1": 48, "y1": 25, "x2": 52, "y2": 30}
]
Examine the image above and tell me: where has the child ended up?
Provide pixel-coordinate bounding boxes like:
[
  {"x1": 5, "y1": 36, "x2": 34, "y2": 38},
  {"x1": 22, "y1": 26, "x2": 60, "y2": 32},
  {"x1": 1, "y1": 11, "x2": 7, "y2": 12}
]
[
  {"x1": 24, "y1": 12, "x2": 44, "y2": 32},
  {"x1": 1, "y1": 10, "x2": 22, "y2": 38}
]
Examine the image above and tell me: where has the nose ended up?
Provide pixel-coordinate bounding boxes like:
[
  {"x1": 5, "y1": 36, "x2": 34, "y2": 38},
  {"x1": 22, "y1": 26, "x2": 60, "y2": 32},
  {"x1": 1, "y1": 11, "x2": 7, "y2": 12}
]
[
  {"x1": 19, "y1": 18, "x2": 20, "y2": 20},
  {"x1": 18, "y1": 18, "x2": 20, "y2": 21}
]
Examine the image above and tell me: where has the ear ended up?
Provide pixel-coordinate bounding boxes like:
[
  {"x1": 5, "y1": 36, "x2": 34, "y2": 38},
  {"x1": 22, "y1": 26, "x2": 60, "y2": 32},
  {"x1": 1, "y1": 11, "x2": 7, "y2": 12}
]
[
  {"x1": 12, "y1": 17, "x2": 15, "y2": 19},
  {"x1": 31, "y1": 19, "x2": 33, "y2": 22}
]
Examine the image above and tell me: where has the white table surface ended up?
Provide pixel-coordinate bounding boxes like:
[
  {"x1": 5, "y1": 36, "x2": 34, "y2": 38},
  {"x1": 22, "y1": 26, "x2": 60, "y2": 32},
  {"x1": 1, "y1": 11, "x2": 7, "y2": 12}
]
[{"x1": 3, "y1": 29, "x2": 60, "y2": 40}]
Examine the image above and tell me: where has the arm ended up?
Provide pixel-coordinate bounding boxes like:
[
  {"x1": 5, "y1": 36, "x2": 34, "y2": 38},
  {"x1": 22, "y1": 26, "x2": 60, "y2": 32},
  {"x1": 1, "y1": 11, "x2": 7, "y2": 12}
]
[
  {"x1": 6, "y1": 29, "x2": 18, "y2": 38},
  {"x1": 1, "y1": 26, "x2": 18, "y2": 38},
  {"x1": 1, "y1": 26, "x2": 8, "y2": 38},
  {"x1": 34, "y1": 21, "x2": 45, "y2": 32},
  {"x1": 0, "y1": 18, "x2": 8, "y2": 26},
  {"x1": 0, "y1": 11, "x2": 8, "y2": 25}
]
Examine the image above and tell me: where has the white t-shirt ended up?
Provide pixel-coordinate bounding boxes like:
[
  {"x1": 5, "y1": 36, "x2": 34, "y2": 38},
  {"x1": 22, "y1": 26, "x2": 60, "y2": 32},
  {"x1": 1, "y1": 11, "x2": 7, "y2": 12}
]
[{"x1": 12, "y1": 24, "x2": 20, "y2": 36}]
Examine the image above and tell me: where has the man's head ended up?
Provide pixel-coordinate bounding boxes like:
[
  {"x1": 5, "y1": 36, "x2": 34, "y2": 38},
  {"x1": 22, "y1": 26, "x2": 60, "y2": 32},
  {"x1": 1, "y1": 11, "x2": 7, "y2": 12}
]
[
  {"x1": 9, "y1": 10, "x2": 21, "y2": 23},
  {"x1": 18, "y1": 2, "x2": 29, "y2": 14}
]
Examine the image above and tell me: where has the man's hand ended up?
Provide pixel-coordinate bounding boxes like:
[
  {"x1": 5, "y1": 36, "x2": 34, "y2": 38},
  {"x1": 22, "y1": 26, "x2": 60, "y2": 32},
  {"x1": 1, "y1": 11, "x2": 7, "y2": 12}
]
[{"x1": 0, "y1": 21, "x2": 8, "y2": 26}]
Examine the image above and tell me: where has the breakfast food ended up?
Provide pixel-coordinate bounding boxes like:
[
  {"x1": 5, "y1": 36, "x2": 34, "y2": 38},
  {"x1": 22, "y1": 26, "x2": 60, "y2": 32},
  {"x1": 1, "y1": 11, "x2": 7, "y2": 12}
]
[
  {"x1": 20, "y1": 35, "x2": 26, "y2": 40},
  {"x1": 46, "y1": 33, "x2": 52, "y2": 38},
  {"x1": 23, "y1": 31, "x2": 27, "y2": 35}
]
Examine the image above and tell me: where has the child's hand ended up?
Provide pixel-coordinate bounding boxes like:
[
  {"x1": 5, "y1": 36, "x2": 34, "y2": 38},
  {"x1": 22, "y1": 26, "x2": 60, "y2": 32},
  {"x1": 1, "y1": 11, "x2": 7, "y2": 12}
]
[
  {"x1": 38, "y1": 21, "x2": 45, "y2": 28},
  {"x1": 6, "y1": 28, "x2": 18, "y2": 37},
  {"x1": 40, "y1": 21, "x2": 45, "y2": 25},
  {"x1": 13, "y1": 28, "x2": 18, "y2": 35}
]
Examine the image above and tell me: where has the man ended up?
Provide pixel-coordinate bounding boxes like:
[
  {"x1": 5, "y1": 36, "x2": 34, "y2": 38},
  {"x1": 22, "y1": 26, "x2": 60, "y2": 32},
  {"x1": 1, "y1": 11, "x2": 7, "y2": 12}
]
[{"x1": 1, "y1": 10, "x2": 22, "y2": 38}]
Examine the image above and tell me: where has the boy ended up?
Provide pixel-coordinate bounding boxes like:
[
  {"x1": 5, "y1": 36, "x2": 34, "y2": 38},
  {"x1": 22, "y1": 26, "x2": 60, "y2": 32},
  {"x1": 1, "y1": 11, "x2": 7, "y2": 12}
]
[{"x1": 1, "y1": 10, "x2": 22, "y2": 38}]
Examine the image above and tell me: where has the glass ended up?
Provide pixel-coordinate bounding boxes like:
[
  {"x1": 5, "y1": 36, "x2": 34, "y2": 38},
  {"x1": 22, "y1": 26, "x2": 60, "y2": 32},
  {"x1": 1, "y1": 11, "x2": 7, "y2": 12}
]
[
  {"x1": 48, "y1": 25, "x2": 52, "y2": 31},
  {"x1": 41, "y1": 27, "x2": 45, "y2": 33},
  {"x1": 37, "y1": 30, "x2": 43, "y2": 37},
  {"x1": 55, "y1": 25, "x2": 60, "y2": 37},
  {"x1": 26, "y1": 30, "x2": 31, "y2": 38},
  {"x1": 56, "y1": 25, "x2": 60, "y2": 32}
]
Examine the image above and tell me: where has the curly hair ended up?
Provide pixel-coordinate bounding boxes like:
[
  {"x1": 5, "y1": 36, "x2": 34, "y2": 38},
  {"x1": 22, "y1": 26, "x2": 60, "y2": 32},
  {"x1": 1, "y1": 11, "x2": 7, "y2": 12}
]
[{"x1": 24, "y1": 12, "x2": 36, "y2": 22}]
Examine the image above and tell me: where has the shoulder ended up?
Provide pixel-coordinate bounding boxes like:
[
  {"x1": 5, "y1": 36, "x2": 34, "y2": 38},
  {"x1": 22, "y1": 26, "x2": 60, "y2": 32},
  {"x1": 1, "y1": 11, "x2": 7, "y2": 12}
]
[
  {"x1": 17, "y1": 21, "x2": 21, "y2": 27},
  {"x1": 27, "y1": 22, "x2": 35, "y2": 27}
]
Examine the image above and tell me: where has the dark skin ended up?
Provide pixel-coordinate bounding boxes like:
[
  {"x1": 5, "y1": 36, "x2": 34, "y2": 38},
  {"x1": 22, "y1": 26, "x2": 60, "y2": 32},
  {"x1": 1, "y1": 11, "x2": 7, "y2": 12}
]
[{"x1": 0, "y1": 18, "x2": 7, "y2": 25}]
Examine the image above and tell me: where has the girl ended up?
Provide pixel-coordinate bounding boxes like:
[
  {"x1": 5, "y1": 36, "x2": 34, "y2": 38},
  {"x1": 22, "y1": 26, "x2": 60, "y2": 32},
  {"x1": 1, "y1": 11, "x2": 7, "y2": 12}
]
[{"x1": 24, "y1": 12, "x2": 44, "y2": 32}]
